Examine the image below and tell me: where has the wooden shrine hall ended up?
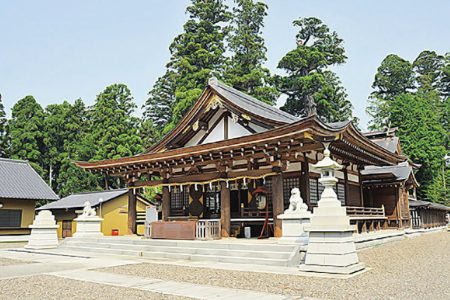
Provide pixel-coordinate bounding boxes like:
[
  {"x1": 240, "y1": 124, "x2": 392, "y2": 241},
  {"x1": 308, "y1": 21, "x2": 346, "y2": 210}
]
[{"x1": 76, "y1": 77, "x2": 414, "y2": 239}]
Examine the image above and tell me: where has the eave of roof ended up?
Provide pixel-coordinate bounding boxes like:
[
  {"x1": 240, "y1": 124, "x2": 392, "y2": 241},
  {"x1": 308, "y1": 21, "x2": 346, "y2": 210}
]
[{"x1": 75, "y1": 116, "x2": 405, "y2": 170}]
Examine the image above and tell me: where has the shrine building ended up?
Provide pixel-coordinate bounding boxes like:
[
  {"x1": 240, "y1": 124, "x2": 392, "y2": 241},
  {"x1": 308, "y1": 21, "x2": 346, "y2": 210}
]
[{"x1": 76, "y1": 77, "x2": 417, "y2": 239}]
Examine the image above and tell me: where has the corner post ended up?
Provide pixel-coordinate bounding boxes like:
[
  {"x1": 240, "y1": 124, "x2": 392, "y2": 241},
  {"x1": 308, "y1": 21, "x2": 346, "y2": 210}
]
[
  {"x1": 162, "y1": 186, "x2": 170, "y2": 221},
  {"x1": 127, "y1": 189, "x2": 137, "y2": 235},
  {"x1": 272, "y1": 173, "x2": 284, "y2": 237},
  {"x1": 220, "y1": 181, "x2": 230, "y2": 237}
]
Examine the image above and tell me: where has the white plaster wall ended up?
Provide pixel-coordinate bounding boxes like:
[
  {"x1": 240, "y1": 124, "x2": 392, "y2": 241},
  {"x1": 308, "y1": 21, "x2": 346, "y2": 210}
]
[
  {"x1": 248, "y1": 122, "x2": 268, "y2": 133},
  {"x1": 228, "y1": 116, "x2": 253, "y2": 139},
  {"x1": 203, "y1": 118, "x2": 225, "y2": 144}
]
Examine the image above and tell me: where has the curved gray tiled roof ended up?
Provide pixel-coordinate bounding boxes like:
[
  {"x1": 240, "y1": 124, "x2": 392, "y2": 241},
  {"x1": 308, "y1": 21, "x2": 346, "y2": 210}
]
[
  {"x1": 38, "y1": 189, "x2": 128, "y2": 210},
  {"x1": 210, "y1": 80, "x2": 300, "y2": 124},
  {"x1": 0, "y1": 158, "x2": 59, "y2": 200}
]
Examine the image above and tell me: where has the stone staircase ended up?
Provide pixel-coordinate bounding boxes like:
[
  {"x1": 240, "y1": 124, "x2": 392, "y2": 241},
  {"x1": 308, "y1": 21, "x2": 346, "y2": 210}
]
[{"x1": 59, "y1": 237, "x2": 302, "y2": 267}]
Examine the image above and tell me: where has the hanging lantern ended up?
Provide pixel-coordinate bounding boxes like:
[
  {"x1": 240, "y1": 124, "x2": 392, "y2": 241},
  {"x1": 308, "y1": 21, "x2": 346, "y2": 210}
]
[{"x1": 253, "y1": 186, "x2": 268, "y2": 210}]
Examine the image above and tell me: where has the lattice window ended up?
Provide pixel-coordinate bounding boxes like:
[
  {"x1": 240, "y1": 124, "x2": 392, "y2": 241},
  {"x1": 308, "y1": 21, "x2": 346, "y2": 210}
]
[
  {"x1": 310, "y1": 179, "x2": 345, "y2": 205},
  {"x1": 204, "y1": 183, "x2": 221, "y2": 215},
  {"x1": 0, "y1": 210, "x2": 22, "y2": 228},
  {"x1": 170, "y1": 186, "x2": 189, "y2": 214},
  {"x1": 283, "y1": 176, "x2": 301, "y2": 207}
]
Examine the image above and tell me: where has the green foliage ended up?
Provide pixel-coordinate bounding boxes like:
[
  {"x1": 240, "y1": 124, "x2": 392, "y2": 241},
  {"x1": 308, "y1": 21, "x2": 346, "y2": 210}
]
[
  {"x1": 413, "y1": 50, "x2": 445, "y2": 92},
  {"x1": 165, "y1": 0, "x2": 232, "y2": 128},
  {"x1": 224, "y1": 0, "x2": 278, "y2": 105},
  {"x1": 367, "y1": 54, "x2": 415, "y2": 129},
  {"x1": 9, "y1": 95, "x2": 46, "y2": 176},
  {"x1": 277, "y1": 17, "x2": 353, "y2": 122},
  {"x1": 389, "y1": 91, "x2": 447, "y2": 202},
  {"x1": 143, "y1": 71, "x2": 177, "y2": 132},
  {"x1": 0, "y1": 94, "x2": 9, "y2": 157},
  {"x1": 90, "y1": 84, "x2": 143, "y2": 161},
  {"x1": 140, "y1": 118, "x2": 162, "y2": 150}
]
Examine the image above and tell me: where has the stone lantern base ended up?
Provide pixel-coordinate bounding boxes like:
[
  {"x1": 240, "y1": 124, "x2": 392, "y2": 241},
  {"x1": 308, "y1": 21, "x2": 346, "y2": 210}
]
[
  {"x1": 298, "y1": 205, "x2": 365, "y2": 275},
  {"x1": 25, "y1": 210, "x2": 59, "y2": 249}
]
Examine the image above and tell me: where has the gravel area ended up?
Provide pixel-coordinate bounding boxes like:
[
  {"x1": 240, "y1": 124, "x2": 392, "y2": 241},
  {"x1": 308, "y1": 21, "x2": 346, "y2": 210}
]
[
  {"x1": 100, "y1": 231, "x2": 450, "y2": 300},
  {"x1": 0, "y1": 275, "x2": 189, "y2": 300},
  {"x1": 0, "y1": 257, "x2": 31, "y2": 266}
]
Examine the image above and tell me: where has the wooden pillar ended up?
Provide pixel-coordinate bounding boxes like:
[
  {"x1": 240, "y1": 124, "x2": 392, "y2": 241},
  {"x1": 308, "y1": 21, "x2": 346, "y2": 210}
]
[
  {"x1": 301, "y1": 154, "x2": 311, "y2": 206},
  {"x1": 358, "y1": 166, "x2": 364, "y2": 206},
  {"x1": 220, "y1": 181, "x2": 230, "y2": 237},
  {"x1": 272, "y1": 173, "x2": 284, "y2": 237},
  {"x1": 162, "y1": 186, "x2": 170, "y2": 221},
  {"x1": 343, "y1": 164, "x2": 349, "y2": 206},
  {"x1": 127, "y1": 189, "x2": 137, "y2": 235}
]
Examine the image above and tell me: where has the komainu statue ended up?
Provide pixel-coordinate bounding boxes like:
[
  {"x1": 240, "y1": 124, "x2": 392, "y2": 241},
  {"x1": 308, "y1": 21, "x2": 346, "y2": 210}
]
[
  {"x1": 285, "y1": 188, "x2": 308, "y2": 213},
  {"x1": 82, "y1": 201, "x2": 97, "y2": 217}
]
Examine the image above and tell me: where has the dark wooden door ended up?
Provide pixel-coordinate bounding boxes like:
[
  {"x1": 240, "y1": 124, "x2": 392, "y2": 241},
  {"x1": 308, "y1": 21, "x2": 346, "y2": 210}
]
[{"x1": 62, "y1": 220, "x2": 72, "y2": 238}]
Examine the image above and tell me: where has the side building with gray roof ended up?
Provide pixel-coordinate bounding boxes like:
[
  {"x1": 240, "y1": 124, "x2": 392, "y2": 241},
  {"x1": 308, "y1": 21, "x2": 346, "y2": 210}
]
[{"x1": 0, "y1": 158, "x2": 58, "y2": 237}]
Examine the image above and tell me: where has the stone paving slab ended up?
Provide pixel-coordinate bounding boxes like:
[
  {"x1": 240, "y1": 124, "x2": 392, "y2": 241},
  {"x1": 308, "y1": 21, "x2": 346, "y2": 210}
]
[{"x1": 51, "y1": 269, "x2": 293, "y2": 300}]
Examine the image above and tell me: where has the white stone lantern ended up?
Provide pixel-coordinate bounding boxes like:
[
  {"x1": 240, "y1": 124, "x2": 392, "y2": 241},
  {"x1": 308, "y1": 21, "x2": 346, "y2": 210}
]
[
  {"x1": 299, "y1": 143, "x2": 365, "y2": 275},
  {"x1": 312, "y1": 143, "x2": 343, "y2": 208}
]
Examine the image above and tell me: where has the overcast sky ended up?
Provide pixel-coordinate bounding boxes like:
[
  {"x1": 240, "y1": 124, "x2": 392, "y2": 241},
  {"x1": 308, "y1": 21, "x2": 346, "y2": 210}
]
[{"x1": 1, "y1": 0, "x2": 449, "y2": 130}]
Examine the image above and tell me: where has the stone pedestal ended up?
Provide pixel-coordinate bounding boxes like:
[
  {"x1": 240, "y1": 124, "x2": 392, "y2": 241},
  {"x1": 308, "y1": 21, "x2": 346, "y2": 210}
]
[
  {"x1": 278, "y1": 212, "x2": 311, "y2": 245},
  {"x1": 299, "y1": 145, "x2": 365, "y2": 275},
  {"x1": 73, "y1": 216, "x2": 104, "y2": 238},
  {"x1": 25, "y1": 210, "x2": 59, "y2": 249}
]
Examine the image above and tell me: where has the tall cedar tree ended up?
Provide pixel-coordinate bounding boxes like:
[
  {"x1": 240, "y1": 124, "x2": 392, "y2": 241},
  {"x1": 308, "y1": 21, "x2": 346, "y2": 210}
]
[
  {"x1": 165, "y1": 0, "x2": 231, "y2": 132},
  {"x1": 57, "y1": 99, "x2": 101, "y2": 197},
  {"x1": 9, "y1": 95, "x2": 46, "y2": 176},
  {"x1": 368, "y1": 51, "x2": 449, "y2": 204},
  {"x1": 277, "y1": 17, "x2": 353, "y2": 122},
  {"x1": 0, "y1": 94, "x2": 9, "y2": 157},
  {"x1": 91, "y1": 84, "x2": 143, "y2": 161},
  {"x1": 225, "y1": 0, "x2": 278, "y2": 105},
  {"x1": 44, "y1": 101, "x2": 72, "y2": 188},
  {"x1": 143, "y1": 70, "x2": 177, "y2": 132},
  {"x1": 367, "y1": 54, "x2": 415, "y2": 130},
  {"x1": 389, "y1": 91, "x2": 447, "y2": 204}
]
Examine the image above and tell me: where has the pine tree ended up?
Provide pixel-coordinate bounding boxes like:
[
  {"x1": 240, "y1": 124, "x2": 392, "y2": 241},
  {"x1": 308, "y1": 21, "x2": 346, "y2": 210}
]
[
  {"x1": 277, "y1": 17, "x2": 352, "y2": 122},
  {"x1": 9, "y1": 95, "x2": 46, "y2": 176},
  {"x1": 367, "y1": 54, "x2": 415, "y2": 129},
  {"x1": 90, "y1": 84, "x2": 143, "y2": 161},
  {"x1": 225, "y1": 0, "x2": 278, "y2": 105},
  {"x1": 313, "y1": 71, "x2": 355, "y2": 123},
  {"x1": 140, "y1": 118, "x2": 161, "y2": 150},
  {"x1": 165, "y1": 0, "x2": 232, "y2": 131},
  {"x1": 0, "y1": 94, "x2": 9, "y2": 157}
]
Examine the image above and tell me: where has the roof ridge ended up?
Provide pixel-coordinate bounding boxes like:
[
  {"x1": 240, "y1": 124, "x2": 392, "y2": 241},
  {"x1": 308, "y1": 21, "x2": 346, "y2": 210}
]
[
  {"x1": 67, "y1": 188, "x2": 128, "y2": 196},
  {"x1": 0, "y1": 158, "x2": 29, "y2": 164},
  {"x1": 213, "y1": 80, "x2": 298, "y2": 121}
]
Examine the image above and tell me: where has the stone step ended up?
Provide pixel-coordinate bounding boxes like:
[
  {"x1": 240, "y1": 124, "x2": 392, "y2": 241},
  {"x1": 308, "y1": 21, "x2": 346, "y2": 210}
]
[
  {"x1": 63, "y1": 237, "x2": 297, "y2": 252},
  {"x1": 61, "y1": 241, "x2": 292, "y2": 259},
  {"x1": 60, "y1": 245, "x2": 290, "y2": 267}
]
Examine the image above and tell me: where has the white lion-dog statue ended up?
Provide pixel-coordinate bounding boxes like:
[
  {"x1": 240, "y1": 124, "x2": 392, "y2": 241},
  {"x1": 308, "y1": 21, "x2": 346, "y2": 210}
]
[
  {"x1": 285, "y1": 188, "x2": 308, "y2": 214},
  {"x1": 82, "y1": 201, "x2": 97, "y2": 217}
]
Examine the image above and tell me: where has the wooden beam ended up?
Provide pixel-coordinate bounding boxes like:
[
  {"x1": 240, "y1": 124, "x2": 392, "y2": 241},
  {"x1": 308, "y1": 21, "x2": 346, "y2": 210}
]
[
  {"x1": 272, "y1": 173, "x2": 283, "y2": 237},
  {"x1": 162, "y1": 186, "x2": 170, "y2": 221},
  {"x1": 127, "y1": 189, "x2": 137, "y2": 235},
  {"x1": 220, "y1": 181, "x2": 230, "y2": 237}
]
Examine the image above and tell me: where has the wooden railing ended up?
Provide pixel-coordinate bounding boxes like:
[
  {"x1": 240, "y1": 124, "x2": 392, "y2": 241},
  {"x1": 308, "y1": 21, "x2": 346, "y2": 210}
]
[
  {"x1": 196, "y1": 219, "x2": 221, "y2": 240},
  {"x1": 346, "y1": 205, "x2": 385, "y2": 219},
  {"x1": 346, "y1": 206, "x2": 387, "y2": 233}
]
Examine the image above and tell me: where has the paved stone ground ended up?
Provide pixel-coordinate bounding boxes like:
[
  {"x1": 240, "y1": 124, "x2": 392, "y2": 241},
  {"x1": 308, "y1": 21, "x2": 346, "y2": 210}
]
[
  {"x1": 100, "y1": 231, "x2": 450, "y2": 300},
  {"x1": 0, "y1": 257, "x2": 32, "y2": 266},
  {"x1": 0, "y1": 275, "x2": 188, "y2": 300}
]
